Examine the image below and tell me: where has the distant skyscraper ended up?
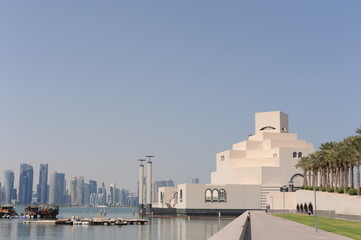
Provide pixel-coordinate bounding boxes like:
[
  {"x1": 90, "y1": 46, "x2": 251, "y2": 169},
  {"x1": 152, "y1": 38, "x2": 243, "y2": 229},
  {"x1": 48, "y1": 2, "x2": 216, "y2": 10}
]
[
  {"x1": 77, "y1": 177, "x2": 84, "y2": 205},
  {"x1": 83, "y1": 183, "x2": 90, "y2": 205},
  {"x1": 4, "y1": 170, "x2": 15, "y2": 204},
  {"x1": 110, "y1": 183, "x2": 116, "y2": 205},
  {"x1": 70, "y1": 175, "x2": 78, "y2": 205},
  {"x1": 38, "y1": 163, "x2": 48, "y2": 204},
  {"x1": 89, "y1": 180, "x2": 97, "y2": 194},
  {"x1": 192, "y1": 178, "x2": 200, "y2": 184},
  {"x1": 119, "y1": 188, "x2": 129, "y2": 206},
  {"x1": 49, "y1": 171, "x2": 58, "y2": 204},
  {"x1": 153, "y1": 179, "x2": 175, "y2": 203},
  {"x1": 56, "y1": 173, "x2": 66, "y2": 204},
  {"x1": 97, "y1": 182, "x2": 107, "y2": 205},
  {"x1": 19, "y1": 163, "x2": 34, "y2": 204}
]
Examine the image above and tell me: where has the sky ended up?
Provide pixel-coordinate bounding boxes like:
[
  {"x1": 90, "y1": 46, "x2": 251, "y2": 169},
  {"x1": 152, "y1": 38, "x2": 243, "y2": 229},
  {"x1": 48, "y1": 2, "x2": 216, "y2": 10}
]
[{"x1": 0, "y1": 1, "x2": 360, "y2": 192}]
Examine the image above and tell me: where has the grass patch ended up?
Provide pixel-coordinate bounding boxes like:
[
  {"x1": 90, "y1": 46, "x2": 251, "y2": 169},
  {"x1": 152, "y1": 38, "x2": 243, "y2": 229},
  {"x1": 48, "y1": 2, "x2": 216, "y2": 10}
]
[{"x1": 273, "y1": 213, "x2": 361, "y2": 240}]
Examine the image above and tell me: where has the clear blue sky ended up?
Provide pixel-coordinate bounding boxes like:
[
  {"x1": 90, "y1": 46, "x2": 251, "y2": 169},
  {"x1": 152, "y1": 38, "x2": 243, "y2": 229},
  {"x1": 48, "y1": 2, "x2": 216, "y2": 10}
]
[{"x1": 1, "y1": 1, "x2": 360, "y2": 192}]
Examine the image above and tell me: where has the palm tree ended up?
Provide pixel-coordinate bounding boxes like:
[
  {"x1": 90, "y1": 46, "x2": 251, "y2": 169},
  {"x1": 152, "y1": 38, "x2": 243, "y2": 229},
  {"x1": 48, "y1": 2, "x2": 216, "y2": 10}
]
[
  {"x1": 296, "y1": 156, "x2": 311, "y2": 187},
  {"x1": 351, "y1": 133, "x2": 361, "y2": 194}
]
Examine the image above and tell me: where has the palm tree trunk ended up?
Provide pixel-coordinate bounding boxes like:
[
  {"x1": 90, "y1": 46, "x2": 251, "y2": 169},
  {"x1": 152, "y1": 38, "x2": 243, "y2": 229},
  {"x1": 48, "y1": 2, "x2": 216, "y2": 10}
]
[
  {"x1": 350, "y1": 162, "x2": 354, "y2": 189},
  {"x1": 357, "y1": 158, "x2": 360, "y2": 195},
  {"x1": 343, "y1": 163, "x2": 348, "y2": 193},
  {"x1": 335, "y1": 168, "x2": 339, "y2": 192},
  {"x1": 303, "y1": 170, "x2": 308, "y2": 186}
]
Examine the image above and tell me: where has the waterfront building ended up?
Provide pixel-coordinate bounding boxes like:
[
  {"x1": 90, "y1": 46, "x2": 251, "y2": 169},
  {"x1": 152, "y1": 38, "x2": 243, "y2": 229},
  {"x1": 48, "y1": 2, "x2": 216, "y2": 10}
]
[
  {"x1": 38, "y1": 163, "x2": 48, "y2": 204},
  {"x1": 18, "y1": 163, "x2": 34, "y2": 204},
  {"x1": 154, "y1": 111, "x2": 315, "y2": 215},
  {"x1": 4, "y1": 170, "x2": 15, "y2": 204}
]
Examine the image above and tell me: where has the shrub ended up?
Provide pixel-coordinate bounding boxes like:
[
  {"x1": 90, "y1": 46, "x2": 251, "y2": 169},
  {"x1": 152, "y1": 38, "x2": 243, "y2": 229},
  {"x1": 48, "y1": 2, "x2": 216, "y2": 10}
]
[
  {"x1": 337, "y1": 188, "x2": 344, "y2": 194},
  {"x1": 308, "y1": 186, "x2": 314, "y2": 190},
  {"x1": 349, "y1": 188, "x2": 357, "y2": 196},
  {"x1": 315, "y1": 187, "x2": 320, "y2": 191},
  {"x1": 300, "y1": 186, "x2": 305, "y2": 189},
  {"x1": 328, "y1": 187, "x2": 334, "y2": 192},
  {"x1": 304, "y1": 186, "x2": 309, "y2": 190},
  {"x1": 321, "y1": 187, "x2": 327, "y2": 192}
]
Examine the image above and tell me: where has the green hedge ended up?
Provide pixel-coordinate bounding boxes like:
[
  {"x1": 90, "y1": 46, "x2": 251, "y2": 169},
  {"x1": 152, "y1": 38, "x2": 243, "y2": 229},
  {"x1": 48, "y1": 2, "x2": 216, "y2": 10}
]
[
  {"x1": 328, "y1": 187, "x2": 334, "y2": 192},
  {"x1": 337, "y1": 188, "x2": 344, "y2": 194},
  {"x1": 321, "y1": 187, "x2": 327, "y2": 192},
  {"x1": 348, "y1": 188, "x2": 357, "y2": 195}
]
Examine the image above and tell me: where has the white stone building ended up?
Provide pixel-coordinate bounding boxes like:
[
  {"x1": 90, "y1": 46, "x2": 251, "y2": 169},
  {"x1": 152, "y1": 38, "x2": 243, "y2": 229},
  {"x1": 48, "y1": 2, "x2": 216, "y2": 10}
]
[{"x1": 154, "y1": 111, "x2": 315, "y2": 215}]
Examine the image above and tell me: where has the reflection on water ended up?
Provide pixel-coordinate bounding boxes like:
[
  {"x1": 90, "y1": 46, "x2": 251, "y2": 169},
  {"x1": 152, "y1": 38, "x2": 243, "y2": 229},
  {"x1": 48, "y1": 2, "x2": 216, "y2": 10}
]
[{"x1": 0, "y1": 207, "x2": 233, "y2": 240}]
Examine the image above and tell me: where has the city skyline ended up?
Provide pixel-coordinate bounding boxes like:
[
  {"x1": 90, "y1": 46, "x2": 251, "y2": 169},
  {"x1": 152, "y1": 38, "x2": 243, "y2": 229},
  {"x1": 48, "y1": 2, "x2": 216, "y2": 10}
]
[
  {"x1": 1, "y1": 1, "x2": 361, "y2": 191},
  {"x1": 0, "y1": 162, "x2": 171, "y2": 207}
]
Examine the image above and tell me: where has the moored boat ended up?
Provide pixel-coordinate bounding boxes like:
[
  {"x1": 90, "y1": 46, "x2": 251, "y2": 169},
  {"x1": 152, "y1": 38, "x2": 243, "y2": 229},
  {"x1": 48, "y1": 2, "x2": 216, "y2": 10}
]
[
  {"x1": 38, "y1": 205, "x2": 59, "y2": 218},
  {"x1": 0, "y1": 205, "x2": 18, "y2": 218}
]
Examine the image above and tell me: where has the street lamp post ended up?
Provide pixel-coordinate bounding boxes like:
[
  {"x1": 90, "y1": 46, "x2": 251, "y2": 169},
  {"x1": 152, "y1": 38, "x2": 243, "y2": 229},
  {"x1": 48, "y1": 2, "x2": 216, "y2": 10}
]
[
  {"x1": 307, "y1": 173, "x2": 318, "y2": 232},
  {"x1": 282, "y1": 185, "x2": 287, "y2": 220}
]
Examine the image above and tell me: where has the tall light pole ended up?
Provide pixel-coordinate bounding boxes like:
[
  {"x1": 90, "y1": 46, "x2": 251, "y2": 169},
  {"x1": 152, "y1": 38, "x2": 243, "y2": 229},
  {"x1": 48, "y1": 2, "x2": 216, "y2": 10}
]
[
  {"x1": 282, "y1": 185, "x2": 287, "y2": 220},
  {"x1": 138, "y1": 159, "x2": 146, "y2": 212},
  {"x1": 146, "y1": 155, "x2": 154, "y2": 212},
  {"x1": 307, "y1": 173, "x2": 318, "y2": 232}
]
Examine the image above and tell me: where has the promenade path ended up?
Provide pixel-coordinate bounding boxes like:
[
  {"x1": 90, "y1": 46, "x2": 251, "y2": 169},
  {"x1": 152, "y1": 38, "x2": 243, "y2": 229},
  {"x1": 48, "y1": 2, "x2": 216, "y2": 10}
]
[{"x1": 249, "y1": 211, "x2": 352, "y2": 240}]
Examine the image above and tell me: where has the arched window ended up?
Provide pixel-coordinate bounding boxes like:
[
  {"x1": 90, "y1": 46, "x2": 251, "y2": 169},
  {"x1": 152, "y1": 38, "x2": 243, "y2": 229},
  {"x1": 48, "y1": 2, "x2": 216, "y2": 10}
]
[
  {"x1": 304, "y1": 203, "x2": 308, "y2": 213},
  {"x1": 205, "y1": 189, "x2": 212, "y2": 202},
  {"x1": 260, "y1": 126, "x2": 276, "y2": 131},
  {"x1": 212, "y1": 189, "x2": 219, "y2": 202},
  {"x1": 298, "y1": 152, "x2": 303, "y2": 158},
  {"x1": 300, "y1": 204, "x2": 304, "y2": 213},
  {"x1": 160, "y1": 192, "x2": 164, "y2": 203},
  {"x1": 308, "y1": 203, "x2": 313, "y2": 215},
  {"x1": 180, "y1": 189, "x2": 183, "y2": 202},
  {"x1": 219, "y1": 189, "x2": 227, "y2": 202},
  {"x1": 293, "y1": 152, "x2": 297, "y2": 158},
  {"x1": 296, "y1": 204, "x2": 300, "y2": 212}
]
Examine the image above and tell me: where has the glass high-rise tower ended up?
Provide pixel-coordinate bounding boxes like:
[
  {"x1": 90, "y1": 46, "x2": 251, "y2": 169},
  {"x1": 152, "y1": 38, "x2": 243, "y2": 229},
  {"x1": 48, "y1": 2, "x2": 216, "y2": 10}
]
[
  {"x1": 4, "y1": 170, "x2": 14, "y2": 204},
  {"x1": 38, "y1": 163, "x2": 48, "y2": 203},
  {"x1": 19, "y1": 163, "x2": 34, "y2": 204}
]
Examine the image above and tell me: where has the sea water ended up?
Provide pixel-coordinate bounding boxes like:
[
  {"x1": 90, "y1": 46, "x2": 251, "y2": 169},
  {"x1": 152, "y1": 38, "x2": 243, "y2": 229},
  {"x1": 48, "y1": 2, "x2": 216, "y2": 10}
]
[{"x1": 0, "y1": 207, "x2": 233, "y2": 240}]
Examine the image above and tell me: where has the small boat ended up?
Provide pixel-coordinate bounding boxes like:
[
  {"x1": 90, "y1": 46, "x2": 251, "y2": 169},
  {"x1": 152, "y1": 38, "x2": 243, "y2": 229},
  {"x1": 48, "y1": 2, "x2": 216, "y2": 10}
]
[
  {"x1": 0, "y1": 205, "x2": 18, "y2": 218},
  {"x1": 25, "y1": 206, "x2": 39, "y2": 218},
  {"x1": 38, "y1": 205, "x2": 59, "y2": 218}
]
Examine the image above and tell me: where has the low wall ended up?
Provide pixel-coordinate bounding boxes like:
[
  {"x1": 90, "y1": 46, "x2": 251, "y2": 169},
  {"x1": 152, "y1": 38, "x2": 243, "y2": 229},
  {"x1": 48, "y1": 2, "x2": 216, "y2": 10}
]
[
  {"x1": 151, "y1": 207, "x2": 250, "y2": 216},
  {"x1": 208, "y1": 211, "x2": 250, "y2": 240},
  {"x1": 296, "y1": 190, "x2": 361, "y2": 216}
]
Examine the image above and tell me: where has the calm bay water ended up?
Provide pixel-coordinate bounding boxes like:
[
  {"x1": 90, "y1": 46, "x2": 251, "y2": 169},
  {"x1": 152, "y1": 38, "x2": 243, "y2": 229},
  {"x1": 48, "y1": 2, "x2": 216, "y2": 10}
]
[{"x1": 0, "y1": 207, "x2": 233, "y2": 240}]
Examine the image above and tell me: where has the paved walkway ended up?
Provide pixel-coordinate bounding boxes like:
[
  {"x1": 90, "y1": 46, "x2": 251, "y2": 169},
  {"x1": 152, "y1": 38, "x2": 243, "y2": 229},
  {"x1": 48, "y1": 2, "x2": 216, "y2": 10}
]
[{"x1": 249, "y1": 211, "x2": 352, "y2": 240}]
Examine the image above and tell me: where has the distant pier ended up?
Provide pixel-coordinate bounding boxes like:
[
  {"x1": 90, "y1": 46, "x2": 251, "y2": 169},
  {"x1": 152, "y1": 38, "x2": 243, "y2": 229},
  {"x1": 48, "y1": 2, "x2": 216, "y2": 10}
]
[{"x1": 24, "y1": 217, "x2": 148, "y2": 226}]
